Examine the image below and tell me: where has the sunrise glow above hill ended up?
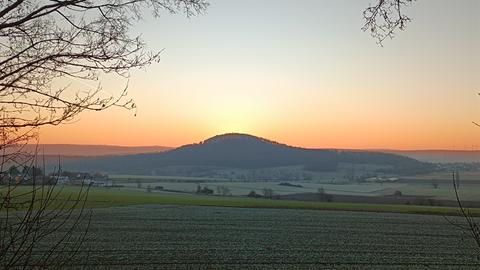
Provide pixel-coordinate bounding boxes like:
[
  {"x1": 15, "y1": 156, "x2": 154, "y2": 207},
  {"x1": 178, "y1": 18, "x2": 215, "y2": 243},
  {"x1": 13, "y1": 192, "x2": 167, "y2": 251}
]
[{"x1": 40, "y1": 0, "x2": 479, "y2": 150}]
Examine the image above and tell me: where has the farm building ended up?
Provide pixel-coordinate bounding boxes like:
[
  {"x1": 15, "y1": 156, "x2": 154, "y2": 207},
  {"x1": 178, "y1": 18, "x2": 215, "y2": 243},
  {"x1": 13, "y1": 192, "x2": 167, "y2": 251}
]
[{"x1": 83, "y1": 175, "x2": 112, "y2": 187}]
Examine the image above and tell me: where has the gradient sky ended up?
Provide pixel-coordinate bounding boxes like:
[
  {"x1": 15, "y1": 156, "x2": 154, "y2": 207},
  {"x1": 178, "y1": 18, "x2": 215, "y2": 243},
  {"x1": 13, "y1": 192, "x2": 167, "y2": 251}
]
[{"x1": 40, "y1": 0, "x2": 480, "y2": 150}]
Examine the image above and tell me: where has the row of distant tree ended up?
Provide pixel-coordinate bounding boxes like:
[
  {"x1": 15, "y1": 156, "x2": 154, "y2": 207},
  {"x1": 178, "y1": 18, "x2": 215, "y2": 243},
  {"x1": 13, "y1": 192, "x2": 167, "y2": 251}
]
[
  {"x1": 1, "y1": 166, "x2": 108, "y2": 186},
  {"x1": 6, "y1": 165, "x2": 43, "y2": 177}
]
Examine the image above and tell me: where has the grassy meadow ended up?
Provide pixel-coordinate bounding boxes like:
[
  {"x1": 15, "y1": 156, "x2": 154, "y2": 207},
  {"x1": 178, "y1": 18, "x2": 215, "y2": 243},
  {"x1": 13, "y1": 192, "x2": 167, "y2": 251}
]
[{"x1": 3, "y1": 184, "x2": 480, "y2": 216}]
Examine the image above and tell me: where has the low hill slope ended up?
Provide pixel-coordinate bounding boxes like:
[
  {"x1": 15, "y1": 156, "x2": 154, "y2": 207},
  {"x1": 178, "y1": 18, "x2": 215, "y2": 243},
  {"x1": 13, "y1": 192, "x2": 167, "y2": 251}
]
[{"x1": 60, "y1": 133, "x2": 434, "y2": 175}]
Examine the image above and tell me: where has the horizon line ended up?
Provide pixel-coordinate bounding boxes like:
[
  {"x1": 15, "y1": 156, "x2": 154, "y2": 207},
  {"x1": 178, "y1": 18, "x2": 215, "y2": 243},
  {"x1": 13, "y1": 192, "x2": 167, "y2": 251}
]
[{"x1": 30, "y1": 143, "x2": 480, "y2": 152}]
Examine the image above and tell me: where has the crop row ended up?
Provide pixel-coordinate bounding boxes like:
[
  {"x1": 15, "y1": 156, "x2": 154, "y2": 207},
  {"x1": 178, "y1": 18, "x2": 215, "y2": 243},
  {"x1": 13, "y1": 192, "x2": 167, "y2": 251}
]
[{"x1": 33, "y1": 205, "x2": 480, "y2": 269}]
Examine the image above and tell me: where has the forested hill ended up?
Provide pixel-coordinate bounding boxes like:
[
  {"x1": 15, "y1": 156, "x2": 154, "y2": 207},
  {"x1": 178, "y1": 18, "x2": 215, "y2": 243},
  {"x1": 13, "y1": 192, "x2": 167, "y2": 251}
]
[{"x1": 59, "y1": 133, "x2": 434, "y2": 175}]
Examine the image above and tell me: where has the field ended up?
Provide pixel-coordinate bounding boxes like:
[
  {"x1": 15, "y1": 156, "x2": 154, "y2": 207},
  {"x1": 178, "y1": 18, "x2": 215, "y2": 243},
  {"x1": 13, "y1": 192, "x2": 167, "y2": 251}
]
[
  {"x1": 377, "y1": 182, "x2": 480, "y2": 201},
  {"x1": 109, "y1": 172, "x2": 480, "y2": 202},
  {"x1": 5, "y1": 172, "x2": 480, "y2": 269},
  {"x1": 402, "y1": 171, "x2": 480, "y2": 182},
  {"x1": 4, "y1": 186, "x2": 480, "y2": 269},
  {"x1": 59, "y1": 205, "x2": 479, "y2": 269},
  {"x1": 5, "y1": 185, "x2": 480, "y2": 217},
  {"x1": 117, "y1": 180, "x2": 402, "y2": 196}
]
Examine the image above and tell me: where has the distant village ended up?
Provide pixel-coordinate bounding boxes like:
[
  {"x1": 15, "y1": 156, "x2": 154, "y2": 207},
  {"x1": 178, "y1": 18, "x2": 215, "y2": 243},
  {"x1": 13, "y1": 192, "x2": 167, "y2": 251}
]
[{"x1": 0, "y1": 166, "x2": 112, "y2": 187}]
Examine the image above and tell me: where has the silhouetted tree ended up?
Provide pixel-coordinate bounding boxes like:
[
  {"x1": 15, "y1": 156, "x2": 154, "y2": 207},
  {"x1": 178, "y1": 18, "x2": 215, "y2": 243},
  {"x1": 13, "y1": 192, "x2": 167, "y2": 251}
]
[
  {"x1": 362, "y1": 1, "x2": 480, "y2": 258},
  {"x1": 362, "y1": 0, "x2": 415, "y2": 45},
  {"x1": 262, "y1": 188, "x2": 273, "y2": 199},
  {"x1": 247, "y1": 190, "x2": 259, "y2": 198},
  {"x1": 195, "y1": 185, "x2": 213, "y2": 195},
  {"x1": 0, "y1": 0, "x2": 208, "y2": 158},
  {"x1": 22, "y1": 166, "x2": 43, "y2": 179},
  {"x1": 7, "y1": 165, "x2": 19, "y2": 176},
  {"x1": 0, "y1": 1, "x2": 208, "y2": 268},
  {"x1": 216, "y1": 185, "x2": 231, "y2": 196},
  {"x1": 444, "y1": 171, "x2": 480, "y2": 255},
  {"x1": 317, "y1": 187, "x2": 333, "y2": 202},
  {"x1": 0, "y1": 158, "x2": 91, "y2": 269}
]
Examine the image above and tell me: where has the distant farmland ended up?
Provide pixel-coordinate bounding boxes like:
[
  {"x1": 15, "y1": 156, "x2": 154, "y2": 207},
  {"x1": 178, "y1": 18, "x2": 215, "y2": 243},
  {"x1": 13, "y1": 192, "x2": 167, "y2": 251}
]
[
  {"x1": 60, "y1": 205, "x2": 479, "y2": 269},
  {"x1": 24, "y1": 186, "x2": 480, "y2": 216},
  {"x1": 109, "y1": 172, "x2": 480, "y2": 202}
]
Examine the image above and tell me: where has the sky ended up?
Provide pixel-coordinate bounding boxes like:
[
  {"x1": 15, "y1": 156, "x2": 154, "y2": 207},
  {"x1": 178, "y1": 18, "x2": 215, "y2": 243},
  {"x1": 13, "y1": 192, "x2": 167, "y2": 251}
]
[{"x1": 40, "y1": 0, "x2": 480, "y2": 150}]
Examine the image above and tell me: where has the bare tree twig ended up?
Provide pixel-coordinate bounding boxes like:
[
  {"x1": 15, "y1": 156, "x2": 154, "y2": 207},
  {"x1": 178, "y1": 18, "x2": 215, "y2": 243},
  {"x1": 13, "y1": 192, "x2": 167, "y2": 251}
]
[
  {"x1": 362, "y1": 0, "x2": 415, "y2": 45},
  {"x1": 0, "y1": 1, "x2": 208, "y2": 268}
]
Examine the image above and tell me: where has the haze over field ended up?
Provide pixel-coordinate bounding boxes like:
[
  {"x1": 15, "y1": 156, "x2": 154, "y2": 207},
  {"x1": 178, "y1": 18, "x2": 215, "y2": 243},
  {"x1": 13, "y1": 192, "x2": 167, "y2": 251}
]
[
  {"x1": 383, "y1": 150, "x2": 480, "y2": 163},
  {"x1": 25, "y1": 144, "x2": 171, "y2": 157}
]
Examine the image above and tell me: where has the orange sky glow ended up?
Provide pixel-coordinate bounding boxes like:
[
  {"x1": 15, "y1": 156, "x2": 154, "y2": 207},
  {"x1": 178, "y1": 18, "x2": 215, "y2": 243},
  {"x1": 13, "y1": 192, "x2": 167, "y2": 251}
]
[{"x1": 39, "y1": 0, "x2": 480, "y2": 150}]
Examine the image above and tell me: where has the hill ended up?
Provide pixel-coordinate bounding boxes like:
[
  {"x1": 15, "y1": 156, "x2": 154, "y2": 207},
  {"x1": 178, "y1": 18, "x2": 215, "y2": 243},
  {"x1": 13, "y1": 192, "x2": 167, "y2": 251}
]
[{"x1": 58, "y1": 133, "x2": 434, "y2": 177}]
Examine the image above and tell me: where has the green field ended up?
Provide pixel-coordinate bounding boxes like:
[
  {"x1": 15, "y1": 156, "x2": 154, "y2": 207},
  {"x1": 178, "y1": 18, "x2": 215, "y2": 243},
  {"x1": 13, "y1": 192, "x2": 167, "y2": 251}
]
[
  {"x1": 52, "y1": 205, "x2": 480, "y2": 269},
  {"x1": 4, "y1": 186, "x2": 480, "y2": 269},
  {"x1": 4, "y1": 185, "x2": 480, "y2": 216},
  {"x1": 118, "y1": 180, "x2": 402, "y2": 196},
  {"x1": 109, "y1": 172, "x2": 480, "y2": 201}
]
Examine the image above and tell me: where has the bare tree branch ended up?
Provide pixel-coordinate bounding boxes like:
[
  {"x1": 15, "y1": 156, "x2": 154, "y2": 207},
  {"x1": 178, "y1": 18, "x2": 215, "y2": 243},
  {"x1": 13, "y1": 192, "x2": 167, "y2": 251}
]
[
  {"x1": 362, "y1": 0, "x2": 415, "y2": 45},
  {"x1": 0, "y1": 1, "x2": 208, "y2": 268},
  {"x1": 450, "y1": 171, "x2": 480, "y2": 255}
]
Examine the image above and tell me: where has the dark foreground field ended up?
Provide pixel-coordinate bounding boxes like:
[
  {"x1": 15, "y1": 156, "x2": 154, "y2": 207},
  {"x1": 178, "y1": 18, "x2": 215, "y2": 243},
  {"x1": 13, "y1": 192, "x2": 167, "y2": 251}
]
[{"x1": 55, "y1": 205, "x2": 480, "y2": 269}]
